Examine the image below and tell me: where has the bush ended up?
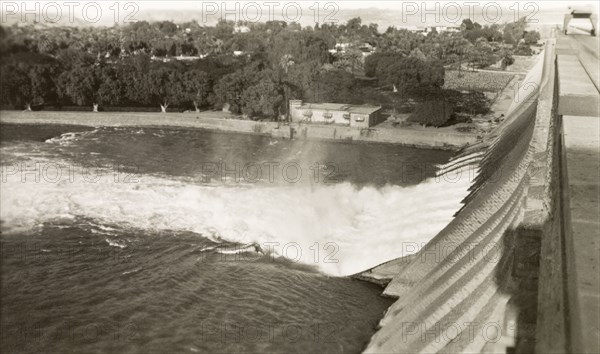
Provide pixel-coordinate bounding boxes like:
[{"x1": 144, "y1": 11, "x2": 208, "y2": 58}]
[
  {"x1": 523, "y1": 30, "x2": 540, "y2": 45},
  {"x1": 455, "y1": 125, "x2": 477, "y2": 133},
  {"x1": 514, "y1": 42, "x2": 532, "y2": 56},
  {"x1": 445, "y1": 113, "x2": 473, "y2": 126},
  {"x1": 447, "y1": 90, "x2": 491, "y2": 115},
  {"x1": 408, "y1": 100, "x2": 453, "y2": 127}
]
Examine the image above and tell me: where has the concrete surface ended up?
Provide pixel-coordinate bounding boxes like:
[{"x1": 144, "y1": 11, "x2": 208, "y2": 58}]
[
  {"x1": 561, "y1": 115, "x2": 600, "y2": 354},
  {"x1": 556, "y1": 54, "x2": 599, "y2": 116},
  {"x1": 557, "y1": 31, "x2": 599, "y2": 91}
]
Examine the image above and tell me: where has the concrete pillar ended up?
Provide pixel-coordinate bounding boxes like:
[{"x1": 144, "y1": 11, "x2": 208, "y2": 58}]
[
  {"x1": 590, "y1": 14, "x2": 597, "y2": 36},
  {"x1": 288, "y1": 100, "x2": 302, "y2": 122},
  {"x1": 563, "y1": 14, "x2": 573, "y2": 34}
]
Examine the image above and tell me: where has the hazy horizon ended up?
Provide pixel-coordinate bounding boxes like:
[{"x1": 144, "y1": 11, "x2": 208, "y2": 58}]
[{"x1": 1, "y1": 1, "x2": 598, "y2": 30}]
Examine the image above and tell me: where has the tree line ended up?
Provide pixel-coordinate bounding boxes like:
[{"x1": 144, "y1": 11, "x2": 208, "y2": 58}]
[{"x1": 0, "y1": 17, "x2": 540, "y2": 120}]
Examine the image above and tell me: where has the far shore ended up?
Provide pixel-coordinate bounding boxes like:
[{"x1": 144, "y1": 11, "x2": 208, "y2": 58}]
[{"x1": 0, "y1": 110, "x2": 479, "y2": 151}]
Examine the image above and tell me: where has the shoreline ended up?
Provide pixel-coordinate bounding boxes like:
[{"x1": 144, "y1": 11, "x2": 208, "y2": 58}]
[{"x1": 0, "y1": 110, "x2": 478, "y2": 151}]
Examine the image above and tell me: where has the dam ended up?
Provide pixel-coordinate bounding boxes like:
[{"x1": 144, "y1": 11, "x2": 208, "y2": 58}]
[
  {"x1": 360, "y1": 29, "x2": 600, "y2": 353},
  {"x1": 0, "y1": 8, "x2": 598, "y2": 353}
]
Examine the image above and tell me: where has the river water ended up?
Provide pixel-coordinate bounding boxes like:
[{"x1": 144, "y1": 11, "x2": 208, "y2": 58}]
[{"x1": 0, "y1": 123, "x2": 468, "y2": 353}]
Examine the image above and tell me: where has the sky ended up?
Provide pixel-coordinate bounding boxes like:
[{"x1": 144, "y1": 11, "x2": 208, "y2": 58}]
[
  {"x1": 1, "y1": 1, "x2": 598, "y2": 28},
  {"x1": 136, "y1": 1, "x2": 587, "y2": 11}
]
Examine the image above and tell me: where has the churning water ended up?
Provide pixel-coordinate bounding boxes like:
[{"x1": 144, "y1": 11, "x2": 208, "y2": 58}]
[{"x1": 0, "y1": 123, "x2": 470, "y2": 353}]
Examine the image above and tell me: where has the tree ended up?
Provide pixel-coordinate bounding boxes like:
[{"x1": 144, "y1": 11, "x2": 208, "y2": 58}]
[
  {"x1": 408, "y1": 100, "x2": 453, "y2": 127},
  {"x1": 213, "y1": 67, "x2": 258, "y2": 113},
  {"x1": 515, "y1": 41, "x2": 533, "y2": 56},
  {"x1": 368, "y1": 55, "x2": 445, "y2": 96},
  {"x1": 2, "y1": 16, "x2": 510, "y2": 115},
  {"x1": 346, "y1": 17, "x2": 362, "y2": 33},
  {"x1": 28, "y1": 64, "x2": 56, "y2": 109},
  {"x1": 57, "y1": 66, "x2": 100, "y2": 110},
  {"x1": 278, "y1": 54, "x2": 295, "y2": 120},
  {"x1": 311, "y1": 68, "x2": 355, "y2": 103},
  {"x1": 364, "y1": 52, "x2": 402, "y2": 77},
  {"x1": 503, "y1": 17, "x2": 527, "y2": 45},
  {"x1": 122, "y1": 21, "x2": 159, "y2": 55},
  {"x1": 269, "y1": 30, "x2": 330, "y2": 66},
  {"x1": 118, "y1": 54, "x2": 153, "y2": 105},
  {"x1": 157, "y1": 21, "x2": 178, "y2": 36},
  {"x1": 440, "y1": 34, "x2": 472, "y2": 73},
  {"x1": 461, "y1": 20, "x2": 494, "y2": 44},
  {"x1": 133, "y1": 66, "x2": 185, "y2": 112},
  {"x1": 0, "y1": 63, "x2": 56, "y2": 110},
  {"x1": 503, "y1": 30, "x2": 516, "y2": 45},
  {"x1": 96, "y1": 66, "x2": 124, "y2": 107},
  {"x1": 500, "y1": 48, "x2": 515, "y2": 70},
  {"x1": 194, "y1": 34, "x2": 224, "y2": 56},
  {"x1": 463, "y1": 28, "x2": 484, "y2": 43},
  {"x1": 55, "y1": 48, "x2": 95, "y2": 70},
  {"x1": 286, "y1": 61, "x2": 319, "y2": 101},
  {"x1": 408, "y1": 48, "x2": 427, "y2": 61},
  {"x1": 377, "y1": 28, "x2": 421, "y2": 55},
  {"x1": 36, "y1": 34, "x2": 58, "y2": 55},
  {"x1": 240, "y1": 71, "x2": 283, "y2": 118},
  {"x1": 523, "y1": 30, "x2": 540, "y2": 45},
  {"x1": 0, "y1": 64, "x2": 30, "y2": 109},
  {"x1": 386, "y1": 57, "x2": 445, "y2": 94},
  {"x1": 181, "y1": 70, "x2": 212, "y2": 112},
  {"x1": 481, "y1": 25, "x2": 503, "y2": 42},
  {"x1": 332, "y1": 46, "x2": 363, "y2": 74},
  {"x1": 466, "y1": 38, "x2": 497, "y2": 70},
  {"x1": 461, "y1": 19, "x2": 475, "y2": 31}
]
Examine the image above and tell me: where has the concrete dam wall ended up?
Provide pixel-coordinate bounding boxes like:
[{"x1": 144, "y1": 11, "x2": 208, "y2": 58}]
[{"x1": 363, "y1": 41, "x2": 557, "y2": 353}]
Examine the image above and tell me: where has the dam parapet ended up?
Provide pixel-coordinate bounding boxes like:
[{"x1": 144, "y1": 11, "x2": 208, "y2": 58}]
[{"x1": 548, "y1": 33, "x2": 599, "y2": 354}]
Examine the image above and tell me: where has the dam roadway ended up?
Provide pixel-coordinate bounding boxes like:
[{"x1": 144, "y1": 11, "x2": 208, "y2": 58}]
[
  {"x1": 360, "y1": 30, "x2": 599, "y2": 353},
  {"x1": 554, "y1": 30, "x2": 599, "y2": 354}
]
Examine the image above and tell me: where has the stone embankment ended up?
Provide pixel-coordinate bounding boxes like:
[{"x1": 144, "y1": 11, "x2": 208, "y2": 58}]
[{"x1": 0, "y1": 110, "x2": 476, "y2": 151}]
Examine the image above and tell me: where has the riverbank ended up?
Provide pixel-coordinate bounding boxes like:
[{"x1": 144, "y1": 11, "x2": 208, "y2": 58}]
[{"x1": 0, "y1": 110, "x2": 478, "y2": 151}]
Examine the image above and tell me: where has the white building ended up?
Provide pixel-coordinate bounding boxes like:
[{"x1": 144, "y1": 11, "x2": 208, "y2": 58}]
[
  {"x1": 233, "y1": 25, "x2": 250, "y2": 33},
  {"x1": 289, "y1": 100, "x2": 383, "y2": 128}
]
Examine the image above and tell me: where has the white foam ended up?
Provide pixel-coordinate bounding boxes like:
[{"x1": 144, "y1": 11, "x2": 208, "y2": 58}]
[
  {"x1": 121, "y1": 268, "x2": 142, "y2": 275},
  {"x1": 45, "y1": 129, "x2": 99, "y2": 146},
  {"x1": 105, "y1": 238, "x2": 126, "y2": 248},
  {"x1": 1, "y1": 157, "x2": 473, "y2": 276}
]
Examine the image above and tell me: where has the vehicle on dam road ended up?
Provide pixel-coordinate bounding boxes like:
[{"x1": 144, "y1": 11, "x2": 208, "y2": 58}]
[{"x1": 563, "y1": 6, "x2": 598, "y2": 36}]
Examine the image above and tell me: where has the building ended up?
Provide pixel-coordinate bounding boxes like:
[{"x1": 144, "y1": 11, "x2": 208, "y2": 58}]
[
  {"x1": 329, "y1": 42, "x2": 350, "y2": 54},
  {"x1": 233, "y1": 25, "x2": 251, "y2": 33},
  {"x1": 329, "y1": 42, "x2": 376, "y2": 58},
  {"x1": 359, "y1": 43, "x2": 376, "y2": 57},
  {"x1": 403, "y1": 26, "x2": 428, "y2": 35},
  {"x1": 433, "y1": 25, "x2": 461, "y2": 33},
  {"x1": 289, "y1": 100, "x2": 383, "y2": 128},
  {"x1": 445, "y1": 26, "x2": 462, "y2": 33},
  {"x1": 401, "y1": 25, "x2": 461, "y2": 35}
]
